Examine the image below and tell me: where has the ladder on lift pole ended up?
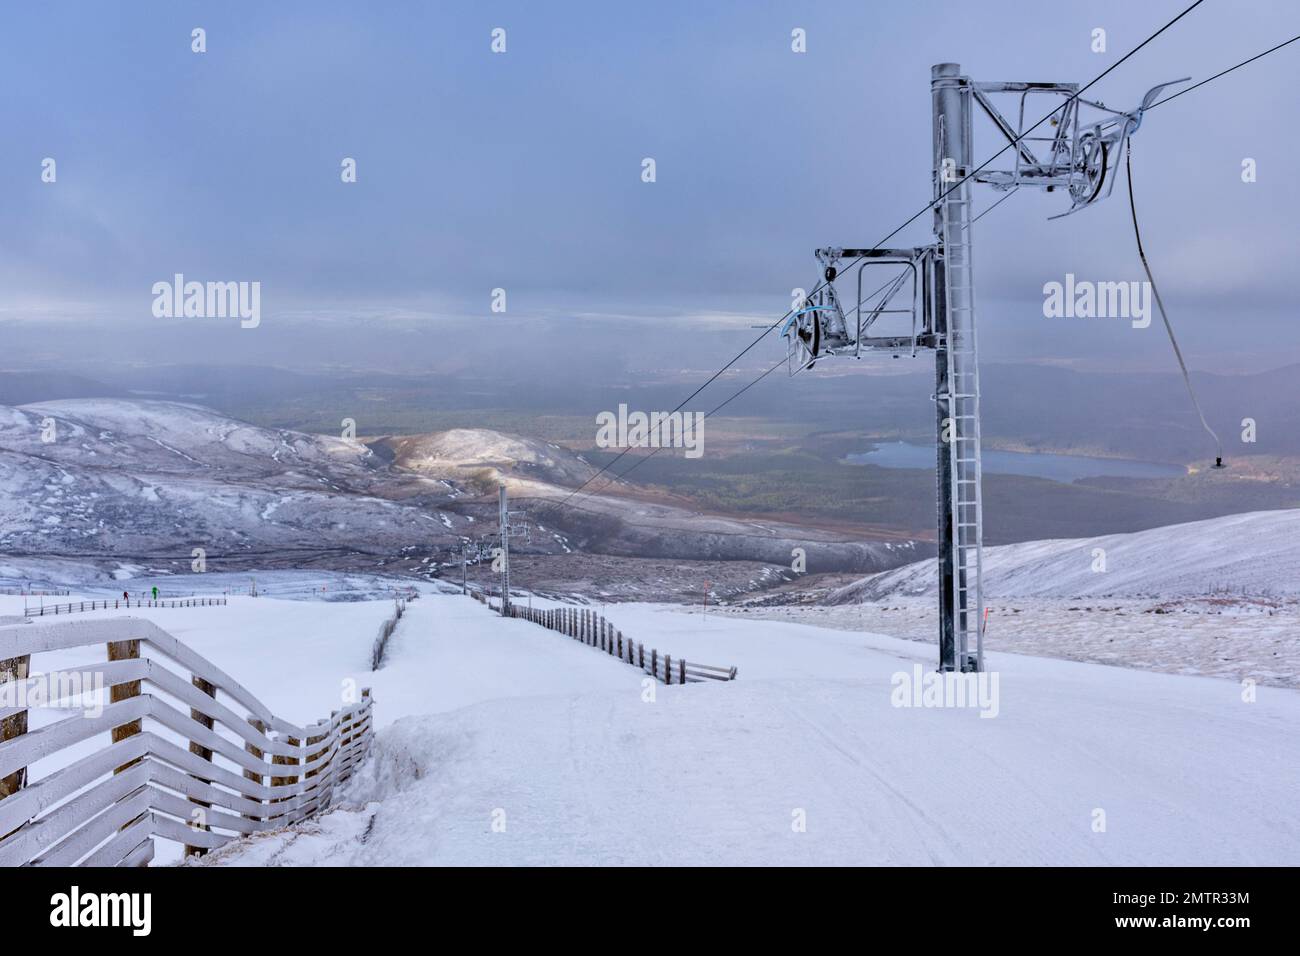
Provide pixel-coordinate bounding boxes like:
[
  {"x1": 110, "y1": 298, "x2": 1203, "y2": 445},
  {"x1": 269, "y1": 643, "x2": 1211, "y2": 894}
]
[{"x1": 933, "y1": 62, "x2": 984, "y2": 673}]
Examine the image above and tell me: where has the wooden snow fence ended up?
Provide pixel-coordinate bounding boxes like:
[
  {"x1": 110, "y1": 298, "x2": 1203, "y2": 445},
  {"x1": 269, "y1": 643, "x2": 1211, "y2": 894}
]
[
  {"x1": 0, "y1": 617, "x2": 373, "y2": 866},
  {"x1": 498, "y1": 601, "x2": 737, "y2": 685},
  {"x1": 369, "y1": 597, "x2": 406, "y2": 670},
  {"x1": 27, "y1": 597, "x2": 229, "y2": 617}
]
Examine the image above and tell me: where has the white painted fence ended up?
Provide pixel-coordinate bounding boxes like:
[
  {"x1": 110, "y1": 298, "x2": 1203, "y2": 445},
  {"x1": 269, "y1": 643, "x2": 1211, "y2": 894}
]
[{"x1": 0, "y1": 617, "x2": 372, "y2": 866}]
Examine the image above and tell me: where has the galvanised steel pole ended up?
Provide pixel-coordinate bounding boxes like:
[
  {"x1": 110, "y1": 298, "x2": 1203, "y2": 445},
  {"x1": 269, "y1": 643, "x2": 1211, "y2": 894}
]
[
  {"x1": 931, "y1": 63, "x2": 984, "y2": 673},
  {"x1": 498, "y1": 483, "x2": 510, "y2": 616}
]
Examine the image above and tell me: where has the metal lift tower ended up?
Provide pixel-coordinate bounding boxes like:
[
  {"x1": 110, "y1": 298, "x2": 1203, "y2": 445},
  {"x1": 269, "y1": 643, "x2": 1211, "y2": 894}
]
[
  {"x1": 780, "y1": 63, "x2": 1185, "y2": 674},
  {"x1": 931, "y1": 63, "x2": 983, "y2": 674},
  {"x1": 495, "y1": 483, "x2": 529, "y2": 617}
]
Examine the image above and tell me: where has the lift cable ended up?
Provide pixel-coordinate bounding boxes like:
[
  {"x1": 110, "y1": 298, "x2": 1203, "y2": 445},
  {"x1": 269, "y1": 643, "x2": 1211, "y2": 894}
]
[
  {"x1": 1124, "y1": 140, "x2": 1224, "y2": 467},
  {"x1": 829, "y1": 0, "x2": 1208, "y2": 288},
  {"x1": 548, "y1": 357, "x2": 790, "y2": 509},
  {"x1": 1147, "y1": 33, "x2": 1300, "y2": 111},
  {"x1": 498, "y1": 10, "x2": 1300, "y2": 532},
  {"x1": 565, "y1": 21, "x2": 1292, "y2": 513},
  {"x1": 532, "y1": 0, "x2": 1209, "y2": 519}
]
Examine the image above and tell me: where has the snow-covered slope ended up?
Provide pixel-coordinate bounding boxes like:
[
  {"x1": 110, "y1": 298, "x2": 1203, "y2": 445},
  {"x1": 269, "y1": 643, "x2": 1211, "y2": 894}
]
[
  {"x1": 378, "y1": 427, "x2": 924, "y2": 573},
  {"x1": 0, "y1": 399, "x2": 471, "y2": 563},
  {"x1": 2, "y1": 399, "x2": 371, "y2": 482},
  {"x1": 193, "y1": 593, "x2": 1300, "y2": 866},
  {"x1": 829, "y1": 509, "x2": 1300, "y2": 602},
  {"x1": 379, "y1": 428, "x2": 601, "y2": 488},
  {"x1": 0, "y1": 403, "x2": 923, "y2": 575}
]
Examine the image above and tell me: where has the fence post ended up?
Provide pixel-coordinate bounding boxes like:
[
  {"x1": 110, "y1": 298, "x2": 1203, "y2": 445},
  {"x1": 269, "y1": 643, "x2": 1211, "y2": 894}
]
[
  {"x1": 616, "y1": 632, "x2": 623, "y2": 660},
  {"x1": 304, "y1": 725, "x2": 329, "y2": 814},
  {"x1": 271, "y1": 735, "x2": 301, "y2": 824},
  {"x1": 665, "y1": 653, "x2": 672, "y2": 685},
  {"x1": 184, "y1": 675, "x2": 217, "y2": 857},
  {"x1": 356, "y1": 688, "x2": 372, "y2": 762},
  {"x1": 639, "y1": 644, "x2": 644, "y2": 670},
  {"x1": 679, "y1": 659, "x2": 686, "y2": 684},
  {"x1": 244, "y1": 717, "x2": 267, "y2": 826},
  {"x1": 651, "y1": 648, "x2": 657, "y2": 680},
  {"x1": 107, "y1": 639, "x2": 142, "y2": 774},
  {"x1": 0, "y1": 653, "x2": 30, "y2": 807}
]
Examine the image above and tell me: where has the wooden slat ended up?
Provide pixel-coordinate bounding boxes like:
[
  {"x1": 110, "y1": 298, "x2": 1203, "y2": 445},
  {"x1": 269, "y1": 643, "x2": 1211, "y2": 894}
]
[
  {"x1": 31, "y1": 784, "x2": 153, "y2": 867},
  {"x1": 118, "y1": 835, "x2": 154, "y2": 868},
  {"x1": 143, "y1": 664, "x2": 295, "y2": 757},
  {"x1": 144, "y1": 734, "x2": 277, "y2": 803},
  {"x1": 80, "y1": 807, "x2": 154, "y2": 868},
  {"x1": 0, "y1": 658, "x2": 148, "y2": 722},
  {"x1": 149, "y1": 811, "x2": 232, "y2": 852},
  {"x1": 146, "y1": 696, "x2": 290, "y2": 779},
  {"x1": 150, "y1": 788, "x2": 268, "y2": 837},
  {"x1": 0, "y1": 697, "x2": 149, "y2": 781},
  {"x1": 0, "y1": 735, "x2": 150, "y2": 841},
  {"x1": 0, "y1": 760, "x2": 151, "y2": 867},
  {"x1": 148, "y1": 761, "x2": 268, "y2": 820}
]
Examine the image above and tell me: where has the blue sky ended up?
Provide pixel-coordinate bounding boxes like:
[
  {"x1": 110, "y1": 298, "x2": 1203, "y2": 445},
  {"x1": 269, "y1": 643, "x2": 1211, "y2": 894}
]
[{"x1": 1, "y1": 0, "x2": 1297, "y2": 371}]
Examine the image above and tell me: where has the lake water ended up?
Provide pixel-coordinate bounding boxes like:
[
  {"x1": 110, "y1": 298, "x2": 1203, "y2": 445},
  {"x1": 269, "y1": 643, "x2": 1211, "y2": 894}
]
[{"x1": 845, "y1": 441, "x2": 1185, "y2": 483}]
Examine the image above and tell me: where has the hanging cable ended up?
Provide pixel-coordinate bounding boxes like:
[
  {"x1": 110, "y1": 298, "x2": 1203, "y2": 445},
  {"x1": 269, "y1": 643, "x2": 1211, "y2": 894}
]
[
  {"x1": 1124, "y1": 140, "x2": 1224, "y2": 467},
  {"x1": 523, "y1": 8, "x2": 1300, "y2": 523}
]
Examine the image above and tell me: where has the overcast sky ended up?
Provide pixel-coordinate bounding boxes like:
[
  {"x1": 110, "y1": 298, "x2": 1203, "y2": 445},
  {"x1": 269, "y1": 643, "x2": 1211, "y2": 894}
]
[{"x1": 1, "y1": 0, "x2": 1296, "y2": 374}]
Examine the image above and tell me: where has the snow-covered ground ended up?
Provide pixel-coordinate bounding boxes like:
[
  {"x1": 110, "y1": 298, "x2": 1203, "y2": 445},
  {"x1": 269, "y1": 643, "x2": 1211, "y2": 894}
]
[
  {"x1": 833, "y1": 509, "x2": 1300, "y2": 602},
  {"x1": 190, "y1": 593, "x2": 1300, "y2": 867},
  {"x1": 723, "y1": 597, "x2": 1300, "y2": 688}
]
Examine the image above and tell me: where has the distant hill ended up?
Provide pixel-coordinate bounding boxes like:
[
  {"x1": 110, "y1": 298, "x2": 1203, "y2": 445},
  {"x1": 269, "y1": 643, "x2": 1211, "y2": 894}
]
[
  {"x1": 0, "y1": 399, "x2": 469, "y2": 566},
  {"x1": 0, "y1": 371, "x2": 126, "y2": 405},
  {"x1": 0, "y1": 401, "x2": 925, "y2": 575}
]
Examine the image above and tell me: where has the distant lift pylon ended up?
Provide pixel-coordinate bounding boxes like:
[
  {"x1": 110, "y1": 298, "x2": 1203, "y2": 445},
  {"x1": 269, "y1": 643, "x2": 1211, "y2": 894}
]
[{"x1": 781, "y1": 63, "x2": 1187, "y2": 673}]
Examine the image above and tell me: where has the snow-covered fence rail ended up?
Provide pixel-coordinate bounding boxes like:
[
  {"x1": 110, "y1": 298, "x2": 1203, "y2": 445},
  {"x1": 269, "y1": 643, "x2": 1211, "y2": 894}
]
[
  {"x1": 0, "y1": 617, "x2": 372, "y2": 867},
  {"x1": 25, "y1": 598, "x2": 228, "y2": 617},
  {"x1": 504, "y1": 602, "x2": 738, "y2": 685},
  {"x1": 370, "y1": 597, "x2": 406, "y2": 670}
]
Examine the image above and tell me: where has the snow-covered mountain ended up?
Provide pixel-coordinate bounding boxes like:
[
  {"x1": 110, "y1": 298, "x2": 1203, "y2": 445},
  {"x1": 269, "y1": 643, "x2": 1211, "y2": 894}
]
[
  {"x1": 0, "y1": 399, "x2": 470, "y2": 565},
  {"x1": 0, "y1": 400, "x2": 925, "y2": 578},
  {"x1": 828, "y1": 509, "x2": 1300, "y2": 603},
  {"x1": 376, "y1": 427, "x2": 923, "y2": 574},
  {"x1": 377, "y1": 429, "x2": 601, "y2": 488}
]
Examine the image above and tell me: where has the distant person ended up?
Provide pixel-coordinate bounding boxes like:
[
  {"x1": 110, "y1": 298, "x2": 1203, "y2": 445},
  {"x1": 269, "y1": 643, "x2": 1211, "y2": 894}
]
[
  {"x1": 151, "y1": 586, "x2": 158, "y2": 601},
  {"x1": 123, "y1": 590, "x2": 129, "y2": 603}
]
